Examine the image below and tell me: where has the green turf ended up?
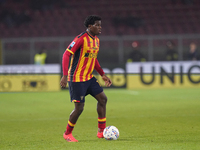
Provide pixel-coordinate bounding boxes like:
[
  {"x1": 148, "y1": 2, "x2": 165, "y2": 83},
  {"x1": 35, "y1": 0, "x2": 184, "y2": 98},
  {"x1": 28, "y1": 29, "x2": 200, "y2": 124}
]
[{"x1": 0, "y1": 88, "x2": 200, "y2": 150}]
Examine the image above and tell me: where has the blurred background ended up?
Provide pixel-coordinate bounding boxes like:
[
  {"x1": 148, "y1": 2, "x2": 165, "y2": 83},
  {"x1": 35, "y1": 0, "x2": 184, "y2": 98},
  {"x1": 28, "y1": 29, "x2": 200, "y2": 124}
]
[{"x1": 0, "y1": 0, "x2": 200, "y2": 68}]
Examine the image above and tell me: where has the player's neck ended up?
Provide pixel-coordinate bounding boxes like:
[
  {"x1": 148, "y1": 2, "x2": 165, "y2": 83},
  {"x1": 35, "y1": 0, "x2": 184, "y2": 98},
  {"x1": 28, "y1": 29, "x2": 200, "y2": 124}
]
[{"x1": 86, "y1": 29, "x2": 95, "y2": 37}]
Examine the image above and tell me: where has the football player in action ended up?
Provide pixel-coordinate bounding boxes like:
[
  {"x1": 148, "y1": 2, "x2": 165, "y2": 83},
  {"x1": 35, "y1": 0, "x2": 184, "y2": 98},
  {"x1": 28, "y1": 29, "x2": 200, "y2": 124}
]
[{"x1": 60, "y1": 15, "x2": 112, "y2": 142}]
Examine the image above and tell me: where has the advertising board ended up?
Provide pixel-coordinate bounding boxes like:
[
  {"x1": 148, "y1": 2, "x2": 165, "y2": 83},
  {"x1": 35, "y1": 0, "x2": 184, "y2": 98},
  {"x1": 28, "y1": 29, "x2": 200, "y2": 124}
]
[
  {"x1": 126, "y1": 61, "x2": 200, "y2": 89},
  {"x1": 0, "y1": 64, "x2": 60, "y2": 92}
]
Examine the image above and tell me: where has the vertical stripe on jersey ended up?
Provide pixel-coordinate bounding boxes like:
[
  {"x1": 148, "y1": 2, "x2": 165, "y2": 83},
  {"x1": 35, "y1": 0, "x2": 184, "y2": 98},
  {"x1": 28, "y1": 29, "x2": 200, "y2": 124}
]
[
  {"x1": 85, "y1": 37, "x2": 99, "y2": 80},
  {"x1": 67, "y1": 55, "x2": 73, "y2": 81},
  {"x1": 81, "y1": 36, "x2": 94, "y2": 81},
  {"x1": 68, "y1": 48, "x2": 81, "y2": 81},
  {"x1": 86, "y1": 56, "x2": 95, "y2": 81},
  {"x1": 74, "y1": 47, "x2": 84, "y2": 82},
  {"x1": 80, "y1": 58, "x2": 89, "y2": 81},
  {"x1": 74, "y1": 37, "x2": 88, "y2": 82}
]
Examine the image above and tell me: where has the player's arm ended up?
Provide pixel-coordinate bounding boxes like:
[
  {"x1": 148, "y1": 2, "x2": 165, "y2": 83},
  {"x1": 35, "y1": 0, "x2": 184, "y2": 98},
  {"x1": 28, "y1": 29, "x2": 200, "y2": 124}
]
[
  {"x1": 60, "y1": 50, "x2": 71, "y2": 88},
  {"x1": 60, "y1": 37, "x2": 83, "y2": 88},
  {"x1": 94, "y1": 59, "x2": 112, "y2": 87}
]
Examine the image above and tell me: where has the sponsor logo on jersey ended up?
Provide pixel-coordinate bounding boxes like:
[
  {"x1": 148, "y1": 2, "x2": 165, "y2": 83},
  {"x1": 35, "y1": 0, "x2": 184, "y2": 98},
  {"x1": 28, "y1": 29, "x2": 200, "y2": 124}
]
[{"x1": 84, "y1": 52, "x2": 98, "y2": 58}]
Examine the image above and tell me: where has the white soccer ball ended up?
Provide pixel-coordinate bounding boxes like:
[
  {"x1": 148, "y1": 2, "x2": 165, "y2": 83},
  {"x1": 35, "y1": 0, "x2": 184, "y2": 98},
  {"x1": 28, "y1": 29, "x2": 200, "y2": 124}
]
[{"x1": 103, "y1": 126, "x2": 119, "y2": 140}]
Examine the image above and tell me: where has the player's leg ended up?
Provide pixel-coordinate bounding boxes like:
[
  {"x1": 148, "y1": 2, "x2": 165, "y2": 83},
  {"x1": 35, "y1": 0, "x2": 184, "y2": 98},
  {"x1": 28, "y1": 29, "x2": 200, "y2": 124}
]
[
  {"x1": 69, "y1": 102, "x2": 84, "y2": 123},
  {"x1": 95, "y1": 91, "x2": 107, "y2": 118},
  {"x1": 95, "y1": 91, "x2": 107, "y2": 138},
  {"x1": 66, "y1": 102, "x2": 84, "y2": 134},
  {"x1": 63, "y1": 102, "x2": 84, "y2": 142},
  {"x1": 87, "y1": 77, "x2": 107, "y2": 138},
  {"x1": 63, "y1": 81, "x2": 87, "y2": 142}
]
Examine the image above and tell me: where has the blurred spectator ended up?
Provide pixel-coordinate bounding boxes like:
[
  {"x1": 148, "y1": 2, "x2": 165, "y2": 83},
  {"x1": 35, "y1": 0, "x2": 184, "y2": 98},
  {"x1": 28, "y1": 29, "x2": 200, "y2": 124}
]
[
  {"x1": 188, "y1": 42, "x2": 199, "y2": 60},
  {"x1": 127, "y1": 41, "x2": 146, "y2": 62},
  {"x1": 34, "y1": 48, "x2": 48, "y2": 65},
  {"x1": 165, "y1": 41, "x2": 178, "y2": 61}
]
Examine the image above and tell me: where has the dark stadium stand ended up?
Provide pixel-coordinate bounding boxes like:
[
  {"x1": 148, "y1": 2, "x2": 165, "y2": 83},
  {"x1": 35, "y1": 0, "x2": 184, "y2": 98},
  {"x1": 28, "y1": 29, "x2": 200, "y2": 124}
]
[{"x1": 0, "y1": 0, "x2": 200, "y2": 38}]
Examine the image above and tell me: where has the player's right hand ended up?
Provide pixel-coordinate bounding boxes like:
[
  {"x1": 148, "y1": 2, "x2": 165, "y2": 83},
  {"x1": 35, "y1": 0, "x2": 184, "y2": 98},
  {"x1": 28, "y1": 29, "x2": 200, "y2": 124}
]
[{"x1": 60, "y1": 75, "x2": 68, "y2": 88}]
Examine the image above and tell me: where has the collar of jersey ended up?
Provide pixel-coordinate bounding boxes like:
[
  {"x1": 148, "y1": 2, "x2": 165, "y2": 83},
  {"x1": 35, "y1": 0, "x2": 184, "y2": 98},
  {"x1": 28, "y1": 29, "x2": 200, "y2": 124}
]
[{"x1": 86, "y1": 31, "x2": 95, "y2": 40}]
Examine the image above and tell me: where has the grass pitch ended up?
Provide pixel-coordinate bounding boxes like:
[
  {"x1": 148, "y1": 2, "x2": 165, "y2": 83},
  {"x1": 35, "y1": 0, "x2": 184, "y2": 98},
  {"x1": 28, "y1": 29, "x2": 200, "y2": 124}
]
[{"x1": 0, "y1": 88, "x2": 200, "y2": 150}]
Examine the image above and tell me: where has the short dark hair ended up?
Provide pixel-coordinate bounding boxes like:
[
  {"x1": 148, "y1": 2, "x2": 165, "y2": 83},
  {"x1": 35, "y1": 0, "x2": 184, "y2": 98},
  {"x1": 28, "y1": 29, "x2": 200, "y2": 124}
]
[{"x1": 84, "y1": 15, "x2": 101, "y2": 28}]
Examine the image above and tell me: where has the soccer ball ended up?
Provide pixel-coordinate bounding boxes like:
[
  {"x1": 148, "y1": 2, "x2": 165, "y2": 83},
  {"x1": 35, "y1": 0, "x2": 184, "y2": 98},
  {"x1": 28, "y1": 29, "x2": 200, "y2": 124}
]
[{"x1": 103, "y1": 126, "x2": 119, "y2": 140}]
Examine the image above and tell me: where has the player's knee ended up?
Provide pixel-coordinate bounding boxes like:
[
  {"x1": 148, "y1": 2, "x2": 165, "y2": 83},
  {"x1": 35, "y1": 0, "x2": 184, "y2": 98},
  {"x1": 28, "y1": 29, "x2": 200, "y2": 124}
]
[
  {"x1": 77, "y1": 106, "x2": 84, "y2": 114},
  {"x1": 74, "y1": 103, "x2": 84, "y2": 115},
  {"x1": 95, "y1": 92, "x2": 107, "y2": 106},
  {"x1": 100, "y1": 96, "x2": 107, "y2": 106}
]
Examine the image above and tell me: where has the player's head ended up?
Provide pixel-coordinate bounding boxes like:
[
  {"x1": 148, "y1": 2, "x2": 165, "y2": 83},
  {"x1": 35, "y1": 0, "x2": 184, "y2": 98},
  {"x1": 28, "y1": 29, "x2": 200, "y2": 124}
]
[
  {"x1": 84, "y1": 15, "x2": 102, "y2": 36},
  {"x1": 84, "y1": 15, "x2": 101, "y2": 27}
]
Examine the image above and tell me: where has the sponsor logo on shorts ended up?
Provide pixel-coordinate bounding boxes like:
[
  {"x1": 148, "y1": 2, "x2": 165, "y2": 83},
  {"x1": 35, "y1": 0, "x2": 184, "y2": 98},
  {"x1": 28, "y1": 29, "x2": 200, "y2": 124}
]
[{"x1": 80, "y1": 96, "x2": 84, "y2": 100}]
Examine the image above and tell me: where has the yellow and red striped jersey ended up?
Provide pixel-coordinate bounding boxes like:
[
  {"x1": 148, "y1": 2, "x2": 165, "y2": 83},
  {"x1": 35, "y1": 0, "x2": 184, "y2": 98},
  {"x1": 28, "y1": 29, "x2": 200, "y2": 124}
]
[{"x1": 65, "y1": 31, "x2": 100, "y2": 82}]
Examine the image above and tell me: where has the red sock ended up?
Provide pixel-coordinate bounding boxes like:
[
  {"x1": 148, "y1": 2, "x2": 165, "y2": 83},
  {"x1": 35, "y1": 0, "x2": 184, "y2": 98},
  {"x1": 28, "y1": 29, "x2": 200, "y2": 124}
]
[
  {"x1": 98, "y1": 117, "x2": 106, "y2": 132},
  {"x1": 65, "y1": 120, "x2": 76, "y2": 135}
]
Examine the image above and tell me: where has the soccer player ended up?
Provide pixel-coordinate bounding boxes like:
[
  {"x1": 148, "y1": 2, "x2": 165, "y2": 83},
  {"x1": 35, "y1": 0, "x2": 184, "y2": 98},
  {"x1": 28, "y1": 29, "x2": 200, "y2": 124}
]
[{"x1": 60, "y1": 15, "x2": 112, "y2": 142}]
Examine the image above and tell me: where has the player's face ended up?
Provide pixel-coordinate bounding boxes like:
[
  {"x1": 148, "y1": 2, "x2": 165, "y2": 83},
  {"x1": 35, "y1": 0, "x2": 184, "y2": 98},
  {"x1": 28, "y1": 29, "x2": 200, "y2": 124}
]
[{"x1": 89, "y1": 20, "x2": 102, "y2": 36}]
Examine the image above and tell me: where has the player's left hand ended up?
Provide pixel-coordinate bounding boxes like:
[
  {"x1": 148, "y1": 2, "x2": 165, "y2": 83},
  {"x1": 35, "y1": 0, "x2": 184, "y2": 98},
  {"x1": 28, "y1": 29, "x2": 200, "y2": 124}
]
[{"x1": 102, "y1": 74, "x2": 112, "y2": 87}]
